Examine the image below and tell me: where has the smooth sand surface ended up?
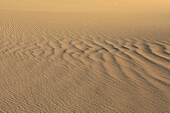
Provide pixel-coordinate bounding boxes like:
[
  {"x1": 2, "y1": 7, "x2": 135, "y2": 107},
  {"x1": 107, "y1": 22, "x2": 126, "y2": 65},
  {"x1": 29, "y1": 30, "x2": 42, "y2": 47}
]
[{"x1": 0, "y1": 1, "x2": 170, "y2": 113}]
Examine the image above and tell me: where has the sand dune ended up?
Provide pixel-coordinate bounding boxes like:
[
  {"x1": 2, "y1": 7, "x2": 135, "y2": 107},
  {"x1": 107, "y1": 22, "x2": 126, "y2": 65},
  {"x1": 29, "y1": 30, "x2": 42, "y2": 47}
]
[
  {"x1": 1, "y1": 0, "x2": 170, "y2": 13},
  {"x1": 0, "y1": 10, "x2": 170, "y2": 112}
]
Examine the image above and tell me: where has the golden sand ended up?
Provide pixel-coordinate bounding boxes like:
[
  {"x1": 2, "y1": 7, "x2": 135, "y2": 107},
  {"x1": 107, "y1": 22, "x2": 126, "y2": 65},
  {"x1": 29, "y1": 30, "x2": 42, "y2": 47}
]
[{"x1": 0, "y1": 1, "x2": 170, "y2": 112}]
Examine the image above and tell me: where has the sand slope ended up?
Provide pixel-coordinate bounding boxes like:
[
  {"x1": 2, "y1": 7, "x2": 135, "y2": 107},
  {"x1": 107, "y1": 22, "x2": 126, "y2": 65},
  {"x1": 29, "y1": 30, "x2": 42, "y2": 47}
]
[{"x1": 0, "y1": 11, "x2": 170, "y2": 112}]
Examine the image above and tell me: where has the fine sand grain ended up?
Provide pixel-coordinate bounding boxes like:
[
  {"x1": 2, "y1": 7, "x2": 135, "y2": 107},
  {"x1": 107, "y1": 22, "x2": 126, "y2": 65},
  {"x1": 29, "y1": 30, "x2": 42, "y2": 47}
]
[{"x1": 0, "y1": 9, "x2": 170, "y2": 113}]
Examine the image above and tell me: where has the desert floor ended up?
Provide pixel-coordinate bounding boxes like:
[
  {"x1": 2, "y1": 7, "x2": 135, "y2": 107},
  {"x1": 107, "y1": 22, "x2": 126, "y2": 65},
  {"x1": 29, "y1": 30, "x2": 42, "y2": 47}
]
[{"x1": 0, "y1": 10, "x2": 170, "y2": 112}]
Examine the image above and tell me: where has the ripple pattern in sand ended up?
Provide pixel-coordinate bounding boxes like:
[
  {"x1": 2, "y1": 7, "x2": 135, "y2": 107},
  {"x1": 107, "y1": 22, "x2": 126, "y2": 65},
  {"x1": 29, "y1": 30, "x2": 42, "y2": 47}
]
[{"x1": 0, "y1": 11, "x2": 170, "y2": 113}]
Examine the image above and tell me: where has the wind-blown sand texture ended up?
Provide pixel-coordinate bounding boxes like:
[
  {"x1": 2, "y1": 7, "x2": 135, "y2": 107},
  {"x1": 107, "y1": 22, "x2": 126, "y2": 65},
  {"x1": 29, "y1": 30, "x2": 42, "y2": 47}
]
[{"x1": 0, "y1": 1, "x2": 170, "y2": 112}]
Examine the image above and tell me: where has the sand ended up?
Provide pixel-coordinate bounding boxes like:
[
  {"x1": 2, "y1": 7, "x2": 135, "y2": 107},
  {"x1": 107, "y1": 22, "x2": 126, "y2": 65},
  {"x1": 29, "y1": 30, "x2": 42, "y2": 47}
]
[{"x1": 0, "y1": 1, "x2": 170, "y2": 113}]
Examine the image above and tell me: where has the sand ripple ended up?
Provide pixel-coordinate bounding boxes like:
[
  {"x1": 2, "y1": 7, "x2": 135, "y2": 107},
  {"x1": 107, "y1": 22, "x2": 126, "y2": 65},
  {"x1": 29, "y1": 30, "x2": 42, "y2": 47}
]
[{"x1": 0, "y1": 11, "x2": 169, "y2": 112}]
